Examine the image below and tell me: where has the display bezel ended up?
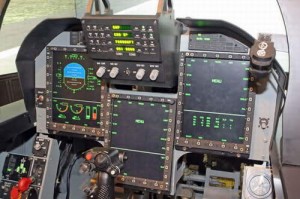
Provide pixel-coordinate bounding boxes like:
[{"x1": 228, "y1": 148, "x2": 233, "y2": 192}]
[
  {"x1": 45, "y1": 46, "x2": 107, "y2": 138},
  {"x1": 102, "y1": 94, "x2": 176, "y2": 192},
  {"x1": 175, "y1": 51, "x2": 255, "y2": 156}
]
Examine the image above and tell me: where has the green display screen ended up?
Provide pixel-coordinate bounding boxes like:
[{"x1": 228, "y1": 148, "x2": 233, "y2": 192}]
[
  {"x1": 112, "y1": 25, "x2": 132, "y2": 30},
  {"x1": 115, "y1": 46, "x2": 136, "y2": 52},
  {"x1": 113, "y1": 32, "x2": 133, "y2": 38},
  {"x1": 114, "y1": 40, "x2": 135, "y2": 45}
]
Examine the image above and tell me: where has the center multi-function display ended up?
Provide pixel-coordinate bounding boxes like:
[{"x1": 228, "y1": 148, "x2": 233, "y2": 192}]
[{"x1": 106, "y1": 95, "x2": 176, "y2": 191}]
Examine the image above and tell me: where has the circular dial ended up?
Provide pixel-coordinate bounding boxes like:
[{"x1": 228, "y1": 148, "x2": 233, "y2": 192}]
[
  {"x1": 63, "y1": 63, "x2": 86, "y2": 92},
  {"x1": 248, "y1": 174, "x2": 271, "y2": 198}
]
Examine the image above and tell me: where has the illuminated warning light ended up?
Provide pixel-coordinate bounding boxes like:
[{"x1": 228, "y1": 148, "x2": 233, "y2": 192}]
[{"x1": 85, "y1": 152, "x2": 93, "y2": 161}]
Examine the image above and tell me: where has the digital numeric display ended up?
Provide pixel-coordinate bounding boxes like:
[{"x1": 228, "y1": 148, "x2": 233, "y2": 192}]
[
  {"x1": 113, "y1": 32, "x2": 133, "y2": 38},
  {"x1": 112, "y1": 25, "x2": 132, "y2": 30}
]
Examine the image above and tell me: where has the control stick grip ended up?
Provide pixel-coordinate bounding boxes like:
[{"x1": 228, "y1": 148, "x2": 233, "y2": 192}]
[{"x1": 96, "y1": 172, "x2": 115, "y2": 199}]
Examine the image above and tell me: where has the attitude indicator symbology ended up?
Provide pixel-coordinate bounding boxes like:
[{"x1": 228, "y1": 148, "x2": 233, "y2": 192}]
[{"x1": 46, "y1": 47, "x2": 106, "y2": 137}]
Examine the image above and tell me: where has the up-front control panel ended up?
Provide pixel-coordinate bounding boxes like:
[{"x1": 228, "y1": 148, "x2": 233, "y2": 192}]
[
  {"x1": 45, "y1": 47, "x2": 107, "y2": 138},
  {"x1": 81, "y1": 12, "x2": 181, "y2": 88},
  {"x1": 103, "y1": 94, "x2": 176, "y2": 192},
  {"x1": 82, "y1": 19, "x2": 161, "y2": 62}
]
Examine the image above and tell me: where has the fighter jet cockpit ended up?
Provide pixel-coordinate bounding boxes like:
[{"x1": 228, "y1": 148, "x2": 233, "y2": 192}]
[{"x1": 0, "y1": 0, "x2": 299, "y2": 198}]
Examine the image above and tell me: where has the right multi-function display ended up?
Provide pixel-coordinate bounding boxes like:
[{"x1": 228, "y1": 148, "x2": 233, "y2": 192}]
[{"x1": 176, "y1": 52, "x2": 255, "y2": 155}]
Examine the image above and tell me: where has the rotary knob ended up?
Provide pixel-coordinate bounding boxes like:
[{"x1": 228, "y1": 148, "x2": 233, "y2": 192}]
[
  {"x1": 150, "y1": 69, "x2": 159, "y2": 81},
  {"x1": 109, "y1": 67, "x2": 119, "y2": 78},
  {"x1": 96, "y1": 67, "x2": 106, "y2": 78},
  {"x1": 34, "y1": 143, "x2": 42, "y2": 151},
  {"x1": 136, "y1": 69, "x2": 145, "y2": 80}
]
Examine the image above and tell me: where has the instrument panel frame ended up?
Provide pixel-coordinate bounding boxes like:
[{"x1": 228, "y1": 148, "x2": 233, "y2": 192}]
[{"x1": 175, "y1": 51, "x2": 256, "y2": 156}]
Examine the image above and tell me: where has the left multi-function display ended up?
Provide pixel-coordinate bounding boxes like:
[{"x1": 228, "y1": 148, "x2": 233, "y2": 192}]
[{"x1": 46, "y1": 47, "x2": 105, "y2": 137}]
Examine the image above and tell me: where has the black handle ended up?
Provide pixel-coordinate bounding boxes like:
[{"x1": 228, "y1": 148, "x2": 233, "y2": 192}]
[{"x1": 95, "y1": 172, "x2": 115, "y2": 199}]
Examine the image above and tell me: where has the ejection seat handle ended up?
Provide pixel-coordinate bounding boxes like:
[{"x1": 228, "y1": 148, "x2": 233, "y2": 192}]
[
  {"x1": 85, "y1": 0, "x2": 113, "y2": 16},
  {"x1": 157, "y1": 0, "x2": 173, "y2": 14}
]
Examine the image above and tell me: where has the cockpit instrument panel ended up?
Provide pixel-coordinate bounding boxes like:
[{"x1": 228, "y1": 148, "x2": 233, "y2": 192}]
[
  {"x1": 175, "y1": 51, "x2": 255, "y2": 156},
  {"x1": 46, "y1": 47, "x2": 106, "y2": 137},
  {"x1": 103, "y1": 94, "x2": 176, "y2": 191}
]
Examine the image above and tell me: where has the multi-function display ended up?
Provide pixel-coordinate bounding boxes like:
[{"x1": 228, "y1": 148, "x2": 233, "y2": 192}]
[
  {"x1": 176, "y1": 53, "x2": 255, "y2": 155},
  {"x1": 46, "y1": 47, "x2": 104, "y2": 137},
  {"x1": 182, "y1": 58, "x2": 249, "y2": 143},
  {"x1": 111, "y1": 100, "x2": 169, "y2": 181},
  {"x1": 106, "y1": 95, "x2": 176, "y2": 191}
]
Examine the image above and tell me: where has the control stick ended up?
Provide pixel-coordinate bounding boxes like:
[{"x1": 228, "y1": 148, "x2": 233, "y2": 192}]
[{"x1": 80, "y1": 148, "x2": 126, "y2": 199}]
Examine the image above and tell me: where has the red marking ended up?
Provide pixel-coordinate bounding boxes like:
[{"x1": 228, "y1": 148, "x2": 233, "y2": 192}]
[
  {"x1": 10, "y1": 177, "x2": 33, "y2": 199},
  {"x1": 92, "y1": 113, "x2": 97, "y2": 120},
  {"x1": 85, "y1": 152, "x2": 93, "y2": 161}
]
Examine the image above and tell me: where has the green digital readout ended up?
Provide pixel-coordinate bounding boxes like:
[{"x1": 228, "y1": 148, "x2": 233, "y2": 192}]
[
  {"x1": 112, "y1": 25, "x2": 132, "y2": 30},
  {"x1": 64, "y1": 53, "x2": 85, "y2": 60},
  {"x1": 113, "y1": 32, "x2": 133, "y2": 38},
  {"x1": 115, "y1": 47, "x2": 136, "y2": 52},
  {"x1": 114, "y1": 40, "x2": 135, "y2": 45}
]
